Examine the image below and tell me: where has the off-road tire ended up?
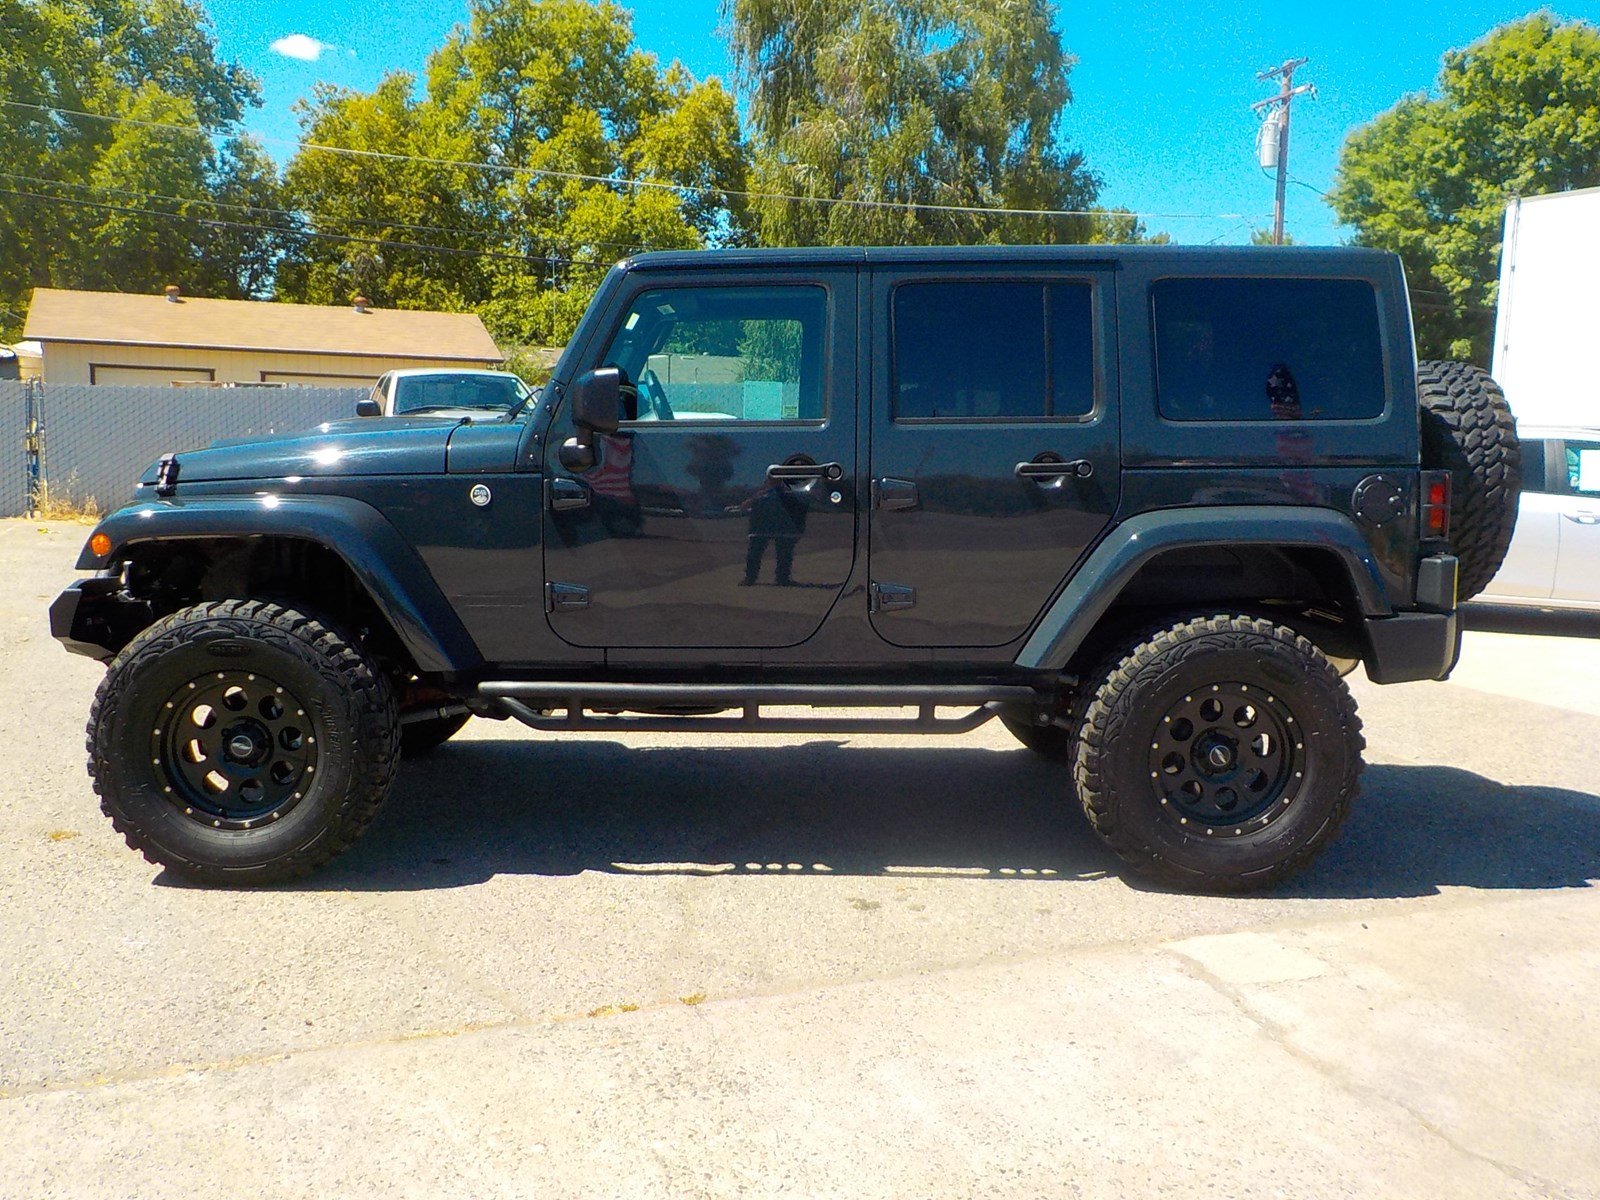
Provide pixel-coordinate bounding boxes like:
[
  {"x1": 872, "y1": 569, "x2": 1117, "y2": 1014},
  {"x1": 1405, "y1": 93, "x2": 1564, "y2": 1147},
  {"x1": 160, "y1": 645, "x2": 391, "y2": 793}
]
[
  {"x1": 87, "y1": 600, "x2": 399, "y2": 884},
  {"x1": 401, "y1": 712, "x2": 470, "y2": 755},
  {"x1": 1416, "y1": 360, "x2": 1520, "y2": 600},
  {"x1": 1071, "y1": 613, "x2": 1363, "y2": 893},
  {"x1": 999, "y1": 707, "x2": 1076, "y2": 761}
]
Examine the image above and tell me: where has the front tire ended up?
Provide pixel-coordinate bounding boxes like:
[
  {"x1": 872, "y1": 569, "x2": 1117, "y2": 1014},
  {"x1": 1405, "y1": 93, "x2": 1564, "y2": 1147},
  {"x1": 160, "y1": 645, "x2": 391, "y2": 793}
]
[
  {"x1": 88, "y1": 600, "x2": 399, "y2": 884},
  {"x1": 1072, "y1": 613, "x2": 1363, "y2": 893}
]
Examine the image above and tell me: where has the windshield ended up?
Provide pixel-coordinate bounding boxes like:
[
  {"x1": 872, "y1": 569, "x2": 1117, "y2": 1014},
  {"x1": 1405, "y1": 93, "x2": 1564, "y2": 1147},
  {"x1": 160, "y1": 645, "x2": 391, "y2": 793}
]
[{"x1": 392, "y1": 374, "x2": 527, "y2": 414}]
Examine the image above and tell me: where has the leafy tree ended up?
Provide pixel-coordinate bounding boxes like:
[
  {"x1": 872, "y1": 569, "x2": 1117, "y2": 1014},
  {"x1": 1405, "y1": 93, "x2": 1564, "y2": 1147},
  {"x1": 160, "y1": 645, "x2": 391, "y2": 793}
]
[
  {"x1": 277, "y1": 0, "x2": 749, "y2": 347},
  {"x1": 276, "y1": 74, "x2": 493, "y2": 314},
  {"x1": 1332, "y1": 14, "x2": 1600, "y2": 362},
  {"x1": 1250, "y1": 229, "x2": 1295, "y2": 246},
  {"x1": 0, "y1": 0, "x2": 271, "y2": 338},
  {"x1": 723, "y1": 0, "x2": 1100, "y2": 246}
]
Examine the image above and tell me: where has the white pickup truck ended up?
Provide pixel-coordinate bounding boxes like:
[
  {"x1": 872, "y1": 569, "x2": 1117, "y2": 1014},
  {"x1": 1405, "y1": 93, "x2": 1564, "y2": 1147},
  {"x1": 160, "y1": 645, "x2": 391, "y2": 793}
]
[{"x1": 1478, "y1": 428, "x2": 1600, "y2": 609}]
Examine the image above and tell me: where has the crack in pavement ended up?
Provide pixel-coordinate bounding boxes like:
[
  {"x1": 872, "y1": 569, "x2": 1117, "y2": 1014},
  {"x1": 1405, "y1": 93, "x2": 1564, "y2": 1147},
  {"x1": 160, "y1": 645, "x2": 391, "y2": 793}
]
[{"x1": 1167, "y1": 951, "x2": 1581, "y2": 1200}]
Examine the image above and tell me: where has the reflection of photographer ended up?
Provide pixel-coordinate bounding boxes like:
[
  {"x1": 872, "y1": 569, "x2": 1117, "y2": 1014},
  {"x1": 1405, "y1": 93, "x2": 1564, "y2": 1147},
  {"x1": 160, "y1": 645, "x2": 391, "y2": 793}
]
[{"x1": 741, "y1": 484, "x2": 808, "y2": 586}]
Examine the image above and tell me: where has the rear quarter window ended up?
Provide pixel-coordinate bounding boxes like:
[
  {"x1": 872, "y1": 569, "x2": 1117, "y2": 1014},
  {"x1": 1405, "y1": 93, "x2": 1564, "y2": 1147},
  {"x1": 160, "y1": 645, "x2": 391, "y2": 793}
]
[{"x1": 1152, "y1": 277, "x2": 1386, "y2": 422}]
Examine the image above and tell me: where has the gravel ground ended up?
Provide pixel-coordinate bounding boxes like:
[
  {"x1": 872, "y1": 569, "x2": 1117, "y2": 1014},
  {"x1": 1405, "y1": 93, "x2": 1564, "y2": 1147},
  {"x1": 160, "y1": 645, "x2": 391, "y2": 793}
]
[{"x1": 2, "y1": 518, "x2": 1598, "y2": 1199}]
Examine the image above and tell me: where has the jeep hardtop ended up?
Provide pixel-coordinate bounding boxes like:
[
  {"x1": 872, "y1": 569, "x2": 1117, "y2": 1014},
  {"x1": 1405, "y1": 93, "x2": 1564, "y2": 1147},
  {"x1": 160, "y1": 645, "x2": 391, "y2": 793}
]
[{"x1": 50, "y1": 245, "x2": 1521, "y2": 891}]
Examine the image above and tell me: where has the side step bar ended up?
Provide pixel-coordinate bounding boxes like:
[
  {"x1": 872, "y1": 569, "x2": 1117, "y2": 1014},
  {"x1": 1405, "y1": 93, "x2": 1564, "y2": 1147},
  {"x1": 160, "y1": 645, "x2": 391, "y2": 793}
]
[{"x1": 473, "y1": 681, "x2": 1048, "y2": 736}]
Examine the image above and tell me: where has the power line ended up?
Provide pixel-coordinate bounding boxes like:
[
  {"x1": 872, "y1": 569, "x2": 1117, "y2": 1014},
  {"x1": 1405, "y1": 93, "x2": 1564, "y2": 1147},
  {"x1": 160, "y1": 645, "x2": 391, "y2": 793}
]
[
  {"x1": 0, "y1": 186, "x2": 628, "y2": 270},
  {"x1": 2, "y1": 98, "x2": 1253, "y2": 224},
  {"x1": 0, "y1": 168, "x2": 663, "y2": 253}
]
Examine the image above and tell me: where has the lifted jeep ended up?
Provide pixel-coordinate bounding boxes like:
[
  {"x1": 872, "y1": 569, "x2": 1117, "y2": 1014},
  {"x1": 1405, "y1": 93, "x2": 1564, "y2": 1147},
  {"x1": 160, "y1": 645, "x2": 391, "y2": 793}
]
[{"x1": 50, "y1": 246, "x2": 1520, "y2": 892}]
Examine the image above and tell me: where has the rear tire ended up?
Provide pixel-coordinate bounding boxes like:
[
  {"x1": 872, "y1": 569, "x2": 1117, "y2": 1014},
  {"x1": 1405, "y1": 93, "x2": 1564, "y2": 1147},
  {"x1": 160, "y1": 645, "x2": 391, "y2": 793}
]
[
  {"x1": 1416, "y1": 360, "x2": 1520, "y2": 600},
  {"x1": 87, "y1": 600, "x2": 399, "y2": 884},
  {"x1": 1072, "y1": 613, "x2": 1363, "y2": 893}
]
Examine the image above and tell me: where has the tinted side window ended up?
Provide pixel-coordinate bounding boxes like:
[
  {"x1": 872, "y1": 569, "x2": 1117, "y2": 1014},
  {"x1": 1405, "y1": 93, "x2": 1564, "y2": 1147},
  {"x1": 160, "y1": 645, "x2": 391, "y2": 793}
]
[
  {"x1": 602, "y1": 285, "x2": 827, "y2": 422},
  {"x1": 1153, "y1": 278, "x2": 1386, "y2": 422},
  {"x1": 893, "y1": 282, "x2": 1095, "y2": 420},
  {"x1": 1519, "y1": 438, "x2": 1548, "y2": 493}
]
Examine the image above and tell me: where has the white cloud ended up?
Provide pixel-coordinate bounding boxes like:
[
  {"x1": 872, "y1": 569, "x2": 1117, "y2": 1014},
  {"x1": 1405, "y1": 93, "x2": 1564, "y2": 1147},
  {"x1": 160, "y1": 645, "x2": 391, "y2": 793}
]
[{"x1": 270, "y1": 34, "x2": 329, "y2": 62}]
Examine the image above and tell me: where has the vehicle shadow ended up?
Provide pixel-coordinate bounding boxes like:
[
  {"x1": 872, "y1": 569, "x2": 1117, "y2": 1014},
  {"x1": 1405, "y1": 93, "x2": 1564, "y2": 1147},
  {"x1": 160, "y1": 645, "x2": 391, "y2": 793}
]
[{"x1": 248, "y1": 737, "x2": 1600, "y2": 899}]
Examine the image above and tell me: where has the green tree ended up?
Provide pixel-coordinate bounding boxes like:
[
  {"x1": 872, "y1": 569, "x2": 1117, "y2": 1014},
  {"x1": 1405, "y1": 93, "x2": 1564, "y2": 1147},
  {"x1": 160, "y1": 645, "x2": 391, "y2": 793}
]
[
  {"x1": 277, "y1": 0, "x2": 749, "y2": 347},
  {"x1": 1250, "y1": 229, "x2": 1295, "y2": 246},
  {"x1": 0, "y1": 0, "x2": 270, "y2": 338},
  {"x1": 276, "y1": 74, "x2": 493, "y2": 314},
  {"x1": 723, "y1": 0, "x2": 1100, "y2": 246},
  {"x1": 1332, "y1": 14, "x2": 1600, "y2": 362}
]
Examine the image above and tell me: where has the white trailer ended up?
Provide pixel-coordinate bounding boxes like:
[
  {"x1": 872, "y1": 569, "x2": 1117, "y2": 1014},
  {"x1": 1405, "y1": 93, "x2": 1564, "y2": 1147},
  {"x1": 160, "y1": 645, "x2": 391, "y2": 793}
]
[{"x1": 1491, "y1": 187, "x2": 1600, "y2": 429}]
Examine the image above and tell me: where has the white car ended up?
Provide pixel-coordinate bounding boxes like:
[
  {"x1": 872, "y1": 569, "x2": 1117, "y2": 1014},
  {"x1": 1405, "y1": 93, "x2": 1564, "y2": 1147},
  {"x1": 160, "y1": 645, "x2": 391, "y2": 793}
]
[
  {"x1": 1475, "y1": 427, "x2": 1600, "y2": 609},
  {"x1": 358, "y1": 369, "x2": 533, "y2": 420}
]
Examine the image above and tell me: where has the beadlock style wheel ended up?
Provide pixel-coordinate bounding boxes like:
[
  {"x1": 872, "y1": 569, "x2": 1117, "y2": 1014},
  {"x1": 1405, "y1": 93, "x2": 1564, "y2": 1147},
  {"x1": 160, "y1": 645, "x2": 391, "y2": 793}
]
[
  {"x1": 152, "y1": 670, "x2": 319, "y2": 830},
  {"x1": 1148, "y1": 683, "x2": 1304, "y2": 837}
]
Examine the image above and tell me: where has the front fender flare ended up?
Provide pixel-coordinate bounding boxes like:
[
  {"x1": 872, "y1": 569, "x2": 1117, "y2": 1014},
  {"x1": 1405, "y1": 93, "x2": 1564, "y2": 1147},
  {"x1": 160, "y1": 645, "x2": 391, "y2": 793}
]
[
  {"x1": 78, "y1": 495, "x2": 483, "y2": 675},
  {"x1": 1015, "y1": 506, "x2": 1393, "y2": 671}
]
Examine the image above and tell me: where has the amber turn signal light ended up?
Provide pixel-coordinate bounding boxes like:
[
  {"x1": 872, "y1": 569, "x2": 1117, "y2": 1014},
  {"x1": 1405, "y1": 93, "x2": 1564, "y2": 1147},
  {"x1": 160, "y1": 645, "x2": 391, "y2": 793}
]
[{"x1": 89, "y1": 533, "x2": 112, "y2": 558}]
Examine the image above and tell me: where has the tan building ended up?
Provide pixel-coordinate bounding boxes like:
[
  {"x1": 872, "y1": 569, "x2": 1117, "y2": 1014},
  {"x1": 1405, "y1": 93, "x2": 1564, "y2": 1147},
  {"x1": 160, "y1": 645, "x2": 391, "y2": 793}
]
[{"x1": 23, "y1": 287, "x2": 501, "y2": 386}]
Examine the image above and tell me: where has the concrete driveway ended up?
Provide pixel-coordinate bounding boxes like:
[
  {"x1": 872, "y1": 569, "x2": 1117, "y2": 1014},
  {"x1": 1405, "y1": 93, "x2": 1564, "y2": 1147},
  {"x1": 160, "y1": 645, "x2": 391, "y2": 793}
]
[{"x1": 2, "y1": 519, "x2": 1598, "y2": 1199}]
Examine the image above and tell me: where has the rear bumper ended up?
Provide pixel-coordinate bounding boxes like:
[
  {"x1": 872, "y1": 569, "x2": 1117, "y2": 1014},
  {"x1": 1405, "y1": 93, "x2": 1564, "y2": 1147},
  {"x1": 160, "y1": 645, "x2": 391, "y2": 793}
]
[{"x1": 1363, "y1": 610, "x2": 1462, "y2": 684}]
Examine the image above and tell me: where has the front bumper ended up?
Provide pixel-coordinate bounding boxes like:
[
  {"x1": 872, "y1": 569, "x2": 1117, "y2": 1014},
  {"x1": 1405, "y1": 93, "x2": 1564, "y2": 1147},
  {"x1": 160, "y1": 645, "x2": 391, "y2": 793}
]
[{"x1": 49, "y1": 575, "x2": 146, "y2": 661}]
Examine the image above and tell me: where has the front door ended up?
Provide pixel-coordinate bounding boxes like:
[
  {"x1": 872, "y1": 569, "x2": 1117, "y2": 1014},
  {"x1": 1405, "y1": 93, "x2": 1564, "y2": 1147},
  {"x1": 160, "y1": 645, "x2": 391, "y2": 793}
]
[
  {"x1": 867, "y1": 269, "x2": 1120, "y2": 647},
  {"x1": 1554, "y1": 436, "x2": 1600, "y2": 604},
  {"x1": 543, "y1": 272, "x2": 857, "y2": 648}
]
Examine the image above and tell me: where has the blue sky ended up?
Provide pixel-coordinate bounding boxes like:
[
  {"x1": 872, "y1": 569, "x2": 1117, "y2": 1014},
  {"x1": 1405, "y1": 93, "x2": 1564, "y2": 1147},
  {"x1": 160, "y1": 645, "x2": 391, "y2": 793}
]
[{"x1": 206, "y1": 1, "x2": 1600, "y2": 246}]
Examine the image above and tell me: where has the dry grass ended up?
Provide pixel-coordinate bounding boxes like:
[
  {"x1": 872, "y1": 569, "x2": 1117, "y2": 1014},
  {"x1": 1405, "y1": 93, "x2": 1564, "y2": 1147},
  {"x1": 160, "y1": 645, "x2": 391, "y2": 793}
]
[{"x1": 32, "y1": 474, "x2": 101, "y2": 523}]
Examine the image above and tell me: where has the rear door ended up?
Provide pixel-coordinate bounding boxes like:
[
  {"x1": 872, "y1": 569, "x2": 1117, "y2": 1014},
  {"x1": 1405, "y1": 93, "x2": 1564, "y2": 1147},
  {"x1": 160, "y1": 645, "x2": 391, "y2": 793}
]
[{"x1": 866, "y1": 268, "x2": 1120, "y2": 647}]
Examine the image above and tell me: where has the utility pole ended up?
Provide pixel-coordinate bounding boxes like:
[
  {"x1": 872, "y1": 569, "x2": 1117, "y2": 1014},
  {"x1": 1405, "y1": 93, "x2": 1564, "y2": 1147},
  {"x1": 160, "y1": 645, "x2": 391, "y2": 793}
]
[{"x1": 1252, "y1": 58, "x2": 1314, "y2": 245}]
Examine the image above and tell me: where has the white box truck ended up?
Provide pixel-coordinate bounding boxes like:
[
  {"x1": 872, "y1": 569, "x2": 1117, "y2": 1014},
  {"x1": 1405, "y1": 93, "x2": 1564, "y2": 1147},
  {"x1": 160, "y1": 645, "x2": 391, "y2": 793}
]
[
  {"x1": 1474, "y1": 188, "x2": 1600, "y2": 609},
  {"x1": 1491, "y1": 187, "x2": 1600, "y2": 429}
]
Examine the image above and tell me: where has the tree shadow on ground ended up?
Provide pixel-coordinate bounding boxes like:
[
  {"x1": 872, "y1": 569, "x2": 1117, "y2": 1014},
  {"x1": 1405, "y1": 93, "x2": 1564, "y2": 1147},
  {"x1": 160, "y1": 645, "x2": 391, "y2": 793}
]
[{"x1": 242, "y1": 736, "x2": 1600, "y2": 900}]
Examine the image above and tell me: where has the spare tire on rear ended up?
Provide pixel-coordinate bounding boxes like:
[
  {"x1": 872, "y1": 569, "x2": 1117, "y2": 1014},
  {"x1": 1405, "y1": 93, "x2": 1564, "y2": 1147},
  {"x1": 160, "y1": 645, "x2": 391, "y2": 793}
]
[{"x1": 1416, "y1": 360, "x2": 1521, "y2": 600}]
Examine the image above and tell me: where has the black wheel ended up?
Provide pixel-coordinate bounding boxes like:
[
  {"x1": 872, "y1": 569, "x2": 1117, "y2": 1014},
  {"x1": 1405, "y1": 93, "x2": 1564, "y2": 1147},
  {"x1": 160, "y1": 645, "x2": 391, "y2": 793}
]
[
  {"x1": 87, "y1": 600, "x2": 399, "y2": 884},
  {"x1": 1417, "y1": 360, "x2": 1520, "y2": 600},
  {"x1": 1072, "y1": 613, "x2": 1363, "y2": 893},
  {"x1": 998, "y1": 706, "x2": 1076, "y2": 761},
  {"x1": 401, "y1": 711, "x2": 470, "y2": 755}
]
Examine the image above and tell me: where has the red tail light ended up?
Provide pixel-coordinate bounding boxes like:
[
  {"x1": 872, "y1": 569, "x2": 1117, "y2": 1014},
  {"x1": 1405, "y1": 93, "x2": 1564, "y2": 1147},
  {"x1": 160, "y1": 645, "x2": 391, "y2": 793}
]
[{"x1": 1421, "y1": 471, "x2": 1451, "y2": 540}]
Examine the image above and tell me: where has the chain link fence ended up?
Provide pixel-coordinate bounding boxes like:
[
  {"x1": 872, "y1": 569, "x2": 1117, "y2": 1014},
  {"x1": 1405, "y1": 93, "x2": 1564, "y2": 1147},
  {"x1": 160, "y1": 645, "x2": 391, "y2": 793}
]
[
  {"x1": 0, "y1": 382, "x2": 26, "y2": 518},
  {"x1": 3, "y1": 384, "x2": 368, "y2": 517}
]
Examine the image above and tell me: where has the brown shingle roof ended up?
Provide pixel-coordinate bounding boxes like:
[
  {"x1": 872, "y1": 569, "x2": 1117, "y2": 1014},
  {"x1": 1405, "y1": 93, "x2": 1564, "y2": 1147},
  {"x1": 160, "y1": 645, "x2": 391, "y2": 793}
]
[{"x1": 23, "y1": 288, "x2": 502, "y2": 362}]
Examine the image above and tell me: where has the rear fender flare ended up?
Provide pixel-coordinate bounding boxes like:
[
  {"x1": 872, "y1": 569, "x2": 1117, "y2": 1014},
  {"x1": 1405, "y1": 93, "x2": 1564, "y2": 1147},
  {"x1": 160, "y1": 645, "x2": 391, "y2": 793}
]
[
  {"x1": 1015, "y1": 506, "x2": 1393, "y2": 671},
  {"x1": 78, "y1": 495, "x2": 482, "y2": 675}
]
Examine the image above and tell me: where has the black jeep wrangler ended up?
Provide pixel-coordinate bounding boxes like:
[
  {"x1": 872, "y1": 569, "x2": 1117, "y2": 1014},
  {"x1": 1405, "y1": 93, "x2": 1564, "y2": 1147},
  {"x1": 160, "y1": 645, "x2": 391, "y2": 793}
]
[{"x1": 50, "y1": 247, "x2": 1519, "y2": 892}]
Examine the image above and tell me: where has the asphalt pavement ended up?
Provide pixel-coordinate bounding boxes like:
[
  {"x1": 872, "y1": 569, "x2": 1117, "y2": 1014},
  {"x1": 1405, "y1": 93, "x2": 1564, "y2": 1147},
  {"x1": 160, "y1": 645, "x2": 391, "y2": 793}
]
[{"x1": 2, "y1": 518, "x2": 1597, "y2": 1199}]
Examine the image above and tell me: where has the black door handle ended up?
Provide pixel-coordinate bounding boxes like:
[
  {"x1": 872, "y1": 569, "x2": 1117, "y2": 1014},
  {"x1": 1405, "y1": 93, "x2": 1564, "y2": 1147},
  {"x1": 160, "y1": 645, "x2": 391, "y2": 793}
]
[
  {"x1": 1014, "y1": 457, "x2": 1094, "y2": 481},
  {"x1": 767, "y1": 460, "x2": 844, "y2": 482},
  {"x1": 549, "y1": 477, "x2": 591, "y2": 511}
]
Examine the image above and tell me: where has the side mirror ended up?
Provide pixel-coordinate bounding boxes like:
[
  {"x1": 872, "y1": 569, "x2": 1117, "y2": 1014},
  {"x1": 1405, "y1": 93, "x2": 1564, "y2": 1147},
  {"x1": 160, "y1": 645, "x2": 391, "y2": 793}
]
[
  {"x1": 356, "y1": 398, "x2": 382, "y2": 418},
  {"x1": 559, "y1": 367, "x2": 623, "y2": 472},
  {"x1": 570, "y1": 367, "x2": 622, "y2": 434}
]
